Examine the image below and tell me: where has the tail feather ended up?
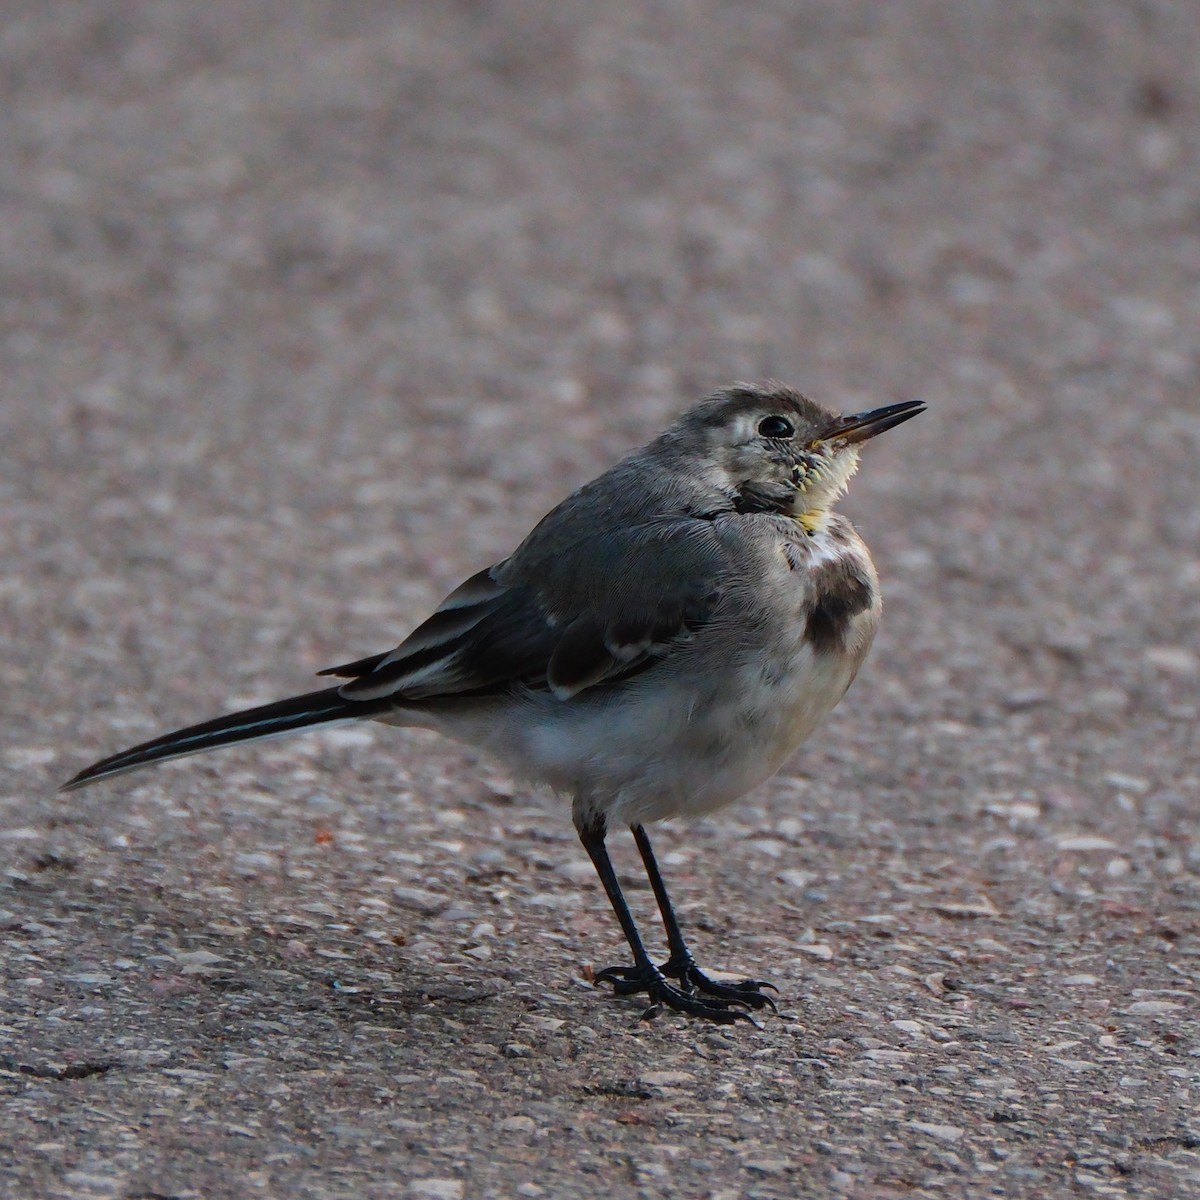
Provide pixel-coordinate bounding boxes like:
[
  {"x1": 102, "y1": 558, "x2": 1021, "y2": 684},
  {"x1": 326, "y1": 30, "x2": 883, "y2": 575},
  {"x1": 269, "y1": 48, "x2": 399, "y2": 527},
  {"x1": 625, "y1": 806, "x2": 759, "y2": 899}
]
[{"x1": 60, "y1": 687, "x2": 388, "y2": 792}]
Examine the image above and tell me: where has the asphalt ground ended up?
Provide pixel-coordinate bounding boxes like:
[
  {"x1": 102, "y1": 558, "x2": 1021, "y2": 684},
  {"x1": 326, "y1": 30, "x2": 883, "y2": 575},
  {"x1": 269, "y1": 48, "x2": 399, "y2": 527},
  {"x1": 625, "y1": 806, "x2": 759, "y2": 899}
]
[{"x1": 2, "y1": 3, "x2": 1199, "y2": 1197}]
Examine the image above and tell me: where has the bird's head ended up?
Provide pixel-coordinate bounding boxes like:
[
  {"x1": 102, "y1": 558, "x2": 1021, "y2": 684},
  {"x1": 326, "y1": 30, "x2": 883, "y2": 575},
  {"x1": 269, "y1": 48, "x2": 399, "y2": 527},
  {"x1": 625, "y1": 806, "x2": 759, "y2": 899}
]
[{"x1": 662, "y1": 383, "x2": 925, "y2": 532}]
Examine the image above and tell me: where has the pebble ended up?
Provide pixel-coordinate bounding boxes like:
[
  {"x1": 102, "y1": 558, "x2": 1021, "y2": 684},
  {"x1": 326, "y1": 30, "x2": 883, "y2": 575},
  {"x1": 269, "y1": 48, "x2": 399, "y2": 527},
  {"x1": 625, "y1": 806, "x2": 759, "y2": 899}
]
[
  {"x1": 438, "y1": 904, "x2": 480, "y2": 922},
  {"x1": 233, "y1": 851, "x2": 279, "y2": 875},
  {"x1": 1055, "y1": 835, "x2": 1118, "y2": 852},
  {"x1": 0, "y1": 827, "x2": 47, "y2": 844},
  {"x1": 641, "y1": 1071, "x2": 695, "y2": 1087},
  {"x1": 392, "y1": 887, "x2": 450, "y2": 915},
  {"x1": 1125, "y1": 1001, "x2": 1183, "y2": 1015},
  {"x1": 933, "y1": 899, "x2": 999, "y2": 919},
  {"x1": 1145, "y1": 645, "x2": 1198, "y2": 674},
  {"x1": 794, "y1": 943, "x2": 834, "y2": 960},
  {"x1": 1008, "y1": 802, "x2": 1041, "y2": 821},
  {"x1": 526, "y1": 892, "x2": 576, "y2": 908},
  {"x1": 5, "y1": 746, "x2": 57, "y2": 767},
  {"x1": 923, "y1": 973, "x2": 949, "y2": 996},
  {"x1": 777, "y1": 869, "x2": 815, "y2": 889},
  {"x1": 61, "y1": 1172, "x2": 121, "y2": 1194},
  {"x1": 862, "y1": 1049, "x2": 913, "y2": 1063},
  {"x1": 742, "y1": 1157, "x2": 792, "y2": 1175},
  {"x1": 408, "y1": 1182, "x2": 464, "y2": 1200},
  {"x1": 1105, "y1": 772, "x2": 1150, "y2": 793},
  {"x1": 555, "y1": 859, "x2": 597, "y2": 884},
  {"x1": 1086, "y1": 688, "x2": 1128, "y2": 712},
  {"x1": 171, "y1": 950, "x2": 225, "y2": 973},
  {"x1": 745, "y1": 838, "x2": 787, "y2": 858},
  {"x1": 907, "y1": 1121, "x2": 964, "y2": 1143},
  {"x1": 497, "y1": 1115, "x2": 537, "y2": 1135}
]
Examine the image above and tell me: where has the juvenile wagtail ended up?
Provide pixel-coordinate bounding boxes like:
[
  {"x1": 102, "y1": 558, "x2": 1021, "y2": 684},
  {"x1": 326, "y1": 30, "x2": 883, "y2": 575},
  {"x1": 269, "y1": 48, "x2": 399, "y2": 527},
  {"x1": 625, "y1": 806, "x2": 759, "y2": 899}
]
[{"x1": 63, "y1": 383, "x2": 924, "y2": 1023}]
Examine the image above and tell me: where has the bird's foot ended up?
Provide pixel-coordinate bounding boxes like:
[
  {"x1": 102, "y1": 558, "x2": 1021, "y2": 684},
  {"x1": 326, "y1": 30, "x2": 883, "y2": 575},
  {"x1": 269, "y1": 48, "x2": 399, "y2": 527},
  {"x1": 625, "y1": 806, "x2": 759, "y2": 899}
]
[
  {"x1": 593, "y1": 961, "x2": 764, "y2": 1024},
  {"x1": 660, "y1": 954, "x2": 778, "y2": 1012}
]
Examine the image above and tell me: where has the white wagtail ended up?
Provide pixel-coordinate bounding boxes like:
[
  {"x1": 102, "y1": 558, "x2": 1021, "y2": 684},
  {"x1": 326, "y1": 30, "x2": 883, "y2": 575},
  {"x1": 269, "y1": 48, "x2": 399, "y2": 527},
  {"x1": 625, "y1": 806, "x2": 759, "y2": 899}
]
[{"x1": 63, "y1": 383, "x2": 924, "y2": 1023}]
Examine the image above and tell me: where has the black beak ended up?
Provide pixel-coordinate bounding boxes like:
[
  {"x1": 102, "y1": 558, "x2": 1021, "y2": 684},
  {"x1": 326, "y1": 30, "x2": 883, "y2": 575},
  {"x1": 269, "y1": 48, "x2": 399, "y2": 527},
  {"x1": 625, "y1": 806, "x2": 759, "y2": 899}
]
[{"x1": 821, "y1": 399, "x2": 926, "y2": 446}]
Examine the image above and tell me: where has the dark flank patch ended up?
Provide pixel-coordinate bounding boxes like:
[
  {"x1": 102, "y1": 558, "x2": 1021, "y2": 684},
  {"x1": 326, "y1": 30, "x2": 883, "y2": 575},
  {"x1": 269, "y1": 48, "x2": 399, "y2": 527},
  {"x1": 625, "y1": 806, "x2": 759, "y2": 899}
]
[{"x1": 805, "y1": 560, "x2": 874, "y2": 654}]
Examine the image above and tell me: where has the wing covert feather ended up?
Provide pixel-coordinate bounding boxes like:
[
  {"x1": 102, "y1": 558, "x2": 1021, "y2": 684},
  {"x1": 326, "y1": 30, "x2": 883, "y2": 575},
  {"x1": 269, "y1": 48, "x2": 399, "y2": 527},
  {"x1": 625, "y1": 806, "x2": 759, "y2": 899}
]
[{"x1": 333, "y1": 516, "x2": 730, "y2": 703}]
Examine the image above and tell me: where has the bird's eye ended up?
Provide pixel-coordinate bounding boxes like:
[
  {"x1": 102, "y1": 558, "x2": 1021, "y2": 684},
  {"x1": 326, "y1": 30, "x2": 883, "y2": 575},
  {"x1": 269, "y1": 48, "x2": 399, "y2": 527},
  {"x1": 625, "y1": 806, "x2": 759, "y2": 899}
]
[{"x1": 757, "y1": 415, "x2": 795, "y2": 439}]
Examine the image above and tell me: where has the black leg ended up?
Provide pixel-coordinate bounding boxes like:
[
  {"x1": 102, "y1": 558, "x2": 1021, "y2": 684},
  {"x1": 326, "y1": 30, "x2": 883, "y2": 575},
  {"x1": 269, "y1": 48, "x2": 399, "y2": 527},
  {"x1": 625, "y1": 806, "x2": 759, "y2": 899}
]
[
  {"x1": 632, "y1": 824, "x2": 692, "y2": 963},
  {"x1": 577, "y1": 817, "x2": 656, "y2": 977},
  {"x1": 632, "y1": 824, "x2": 777, "y2": 1012},
  {"x1": 576, "y1": 816, "x2": 757, "y2": 1024}
]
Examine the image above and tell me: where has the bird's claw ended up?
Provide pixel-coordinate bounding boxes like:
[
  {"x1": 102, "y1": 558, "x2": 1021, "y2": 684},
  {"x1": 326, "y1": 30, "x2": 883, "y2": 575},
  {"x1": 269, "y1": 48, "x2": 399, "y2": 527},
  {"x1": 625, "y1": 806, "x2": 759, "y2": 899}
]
[
  {"x1": 594, "y1": 960, "x2": 770, "y2": 1024},
  {"x1": 661, "y1": 956, "x2": 778, "y2": 1013}
]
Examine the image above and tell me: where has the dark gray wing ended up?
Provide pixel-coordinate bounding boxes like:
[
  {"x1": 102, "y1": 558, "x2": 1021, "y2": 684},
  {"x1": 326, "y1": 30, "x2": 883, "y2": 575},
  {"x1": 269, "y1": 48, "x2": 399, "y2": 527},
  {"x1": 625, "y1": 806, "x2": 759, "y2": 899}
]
[{"x1": 329, "y1": 517, "x2": 727, "y2": 703}]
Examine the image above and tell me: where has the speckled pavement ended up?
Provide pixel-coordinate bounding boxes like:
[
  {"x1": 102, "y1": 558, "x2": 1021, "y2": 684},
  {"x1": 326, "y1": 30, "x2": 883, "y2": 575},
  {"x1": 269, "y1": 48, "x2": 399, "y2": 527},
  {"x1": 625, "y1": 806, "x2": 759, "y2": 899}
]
[{"x1": 2, "y1": 3, "x2": 1198, "y2": 1197}]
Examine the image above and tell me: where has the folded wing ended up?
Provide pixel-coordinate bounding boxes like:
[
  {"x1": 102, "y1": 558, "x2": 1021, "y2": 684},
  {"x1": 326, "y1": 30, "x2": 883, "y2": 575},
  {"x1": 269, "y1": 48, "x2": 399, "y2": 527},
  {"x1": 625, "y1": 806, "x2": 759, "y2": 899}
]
[{"x1": 327, "y1": 518, "x2": 726, "y2": 704}]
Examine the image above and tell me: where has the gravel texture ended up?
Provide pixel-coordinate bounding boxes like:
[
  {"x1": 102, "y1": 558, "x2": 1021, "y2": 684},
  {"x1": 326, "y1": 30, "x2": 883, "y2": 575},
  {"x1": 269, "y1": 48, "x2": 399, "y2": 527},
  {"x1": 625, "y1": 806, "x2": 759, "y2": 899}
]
[{"x1": 2, "y1": 3, "x2": 1199, "y2": 1197}]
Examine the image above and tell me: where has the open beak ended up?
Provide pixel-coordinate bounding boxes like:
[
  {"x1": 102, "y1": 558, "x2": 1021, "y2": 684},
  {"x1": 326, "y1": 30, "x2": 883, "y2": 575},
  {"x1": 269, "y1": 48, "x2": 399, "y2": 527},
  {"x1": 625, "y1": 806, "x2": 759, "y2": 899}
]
[{"x1": 820, "y1": 399, "x2": 926, "y2": 446}]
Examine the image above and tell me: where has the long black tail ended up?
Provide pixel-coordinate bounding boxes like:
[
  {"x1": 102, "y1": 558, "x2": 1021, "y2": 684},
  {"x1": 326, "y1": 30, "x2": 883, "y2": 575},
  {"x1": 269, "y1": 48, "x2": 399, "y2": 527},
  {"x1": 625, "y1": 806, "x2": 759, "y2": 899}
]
[{"x1": 60, "y1": 687, "x2": 389, "y2": 792}]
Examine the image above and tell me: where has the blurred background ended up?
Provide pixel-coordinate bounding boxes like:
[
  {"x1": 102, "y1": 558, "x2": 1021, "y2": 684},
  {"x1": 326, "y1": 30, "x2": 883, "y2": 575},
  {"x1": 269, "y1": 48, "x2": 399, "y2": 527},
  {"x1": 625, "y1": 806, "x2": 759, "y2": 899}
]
[
  {"x1": 7, "y1": 0, "x2": 1196, "y2": 819},
  {"x1": 2, "y1": 2, "x2": 1199, "y2": 1196}
]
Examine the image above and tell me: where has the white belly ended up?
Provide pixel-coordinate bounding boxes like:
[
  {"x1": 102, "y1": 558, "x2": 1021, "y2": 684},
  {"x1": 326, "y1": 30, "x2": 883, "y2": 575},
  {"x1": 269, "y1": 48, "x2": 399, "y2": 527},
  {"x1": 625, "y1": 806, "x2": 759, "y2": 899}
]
[{"x1": 404, "y1": 601, "x2": 876, "y2": 829}]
